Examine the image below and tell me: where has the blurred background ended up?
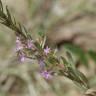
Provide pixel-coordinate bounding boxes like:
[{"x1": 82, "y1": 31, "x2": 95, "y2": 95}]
[{"x1": 0, "y1": 0, "x2": 96, "y2": 96}]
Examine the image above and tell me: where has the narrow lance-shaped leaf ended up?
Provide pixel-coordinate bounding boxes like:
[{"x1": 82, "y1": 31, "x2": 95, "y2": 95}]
[
  {"x1": 0, "y1": 0, "x2": 3, "y2": 12},
  {"x1": 60, "y1": 56, "x2": 89, "y2": 90},
  {"x1": 64, "y1": 44, "x2": 88, "y2": 67},
  {"x1": 88, "y1": 50, "x2": 96, "y2": 64},
  {"x1": 6, "y1": 6, "x2": 12, "y2": 23}
]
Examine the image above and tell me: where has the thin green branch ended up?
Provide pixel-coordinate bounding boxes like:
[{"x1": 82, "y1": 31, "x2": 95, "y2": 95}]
[{"x1": 0, "y1": 0, "x2": 30, "y2": 39}]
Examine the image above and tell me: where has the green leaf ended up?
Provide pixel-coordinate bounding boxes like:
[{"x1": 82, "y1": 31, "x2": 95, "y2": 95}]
[
  {"x1": 6, "y1": 6, "x2": 12, "y2": 22},
  {"x1": 59, "y1": 66, "x2": 89, "y2": 90},
  {"x1": 64, "y1": 44, "x2": 88, "y2": 67},
  {"x1": 60, "y1": 54, "x2": 89, "y2": 89},
  {"x1": 38, "y1": 30, "x2": 45, "y2": 37},
  {"x1": 88, "y1": 50, "x2": 96, "y2": 64},
  {"x1": 61, "y1": 56, "x2": 71, "y2": 70},
  {"x1": 68, "y1": 68, "x2": 89, "y2": 89},
  {"x1": 0, "y1": 0, "x2": 3, "y2": 12},
  {"x1": 34, "y1": 41, "x2": 43, "y2": 53}
]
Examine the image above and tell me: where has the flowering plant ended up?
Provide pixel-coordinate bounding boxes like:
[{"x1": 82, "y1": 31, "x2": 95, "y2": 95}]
[{"x1": 0, "y1": 0, "x2": 90, "y2": 93}]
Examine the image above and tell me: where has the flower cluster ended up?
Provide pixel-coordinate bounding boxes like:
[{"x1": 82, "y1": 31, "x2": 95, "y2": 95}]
[
  {"x1": 15, "y1": 35, "x2": 54, "y2": 79},
  {"x1": 15, "y1": 36, "x2": 36, "y2": 62},
  {"x1": 15, "y1": 32, "x2": 89, "y2": 90}
]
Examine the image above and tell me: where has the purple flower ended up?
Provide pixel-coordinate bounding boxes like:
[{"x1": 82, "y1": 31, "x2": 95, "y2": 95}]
[
  {"x1": 44, "y1": 46, "x2": 50, "y2": 55},
  {"x1": 41, "y1": 71, "x2": 51, "y2": 79},
  {"x1": 27, "y1": 39, "x2": 35, "y2": 49},
  {"x1": 16, "y1": 37, "x2": 23, "y2": 51},
  {"x1": 19, "y1": 52, "x2": 26, "y2": 62}
]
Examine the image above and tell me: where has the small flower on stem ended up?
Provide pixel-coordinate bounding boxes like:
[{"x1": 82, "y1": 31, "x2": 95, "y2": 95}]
[
  {"x1": 44, "y1": 46, "x2": 50, "y2": 55},
  {"x1": 19, "y1": 52, "x2": 26, "y2": 62},
  {"x1": 16, "y1": 36, "x2": 23, "y2": 51},
  {"x1": 27, "y1": 39, "x2": 34, "y2": 49},
  {"x1": 41, "y1": 70, "x2": 52, "y2": 79}
]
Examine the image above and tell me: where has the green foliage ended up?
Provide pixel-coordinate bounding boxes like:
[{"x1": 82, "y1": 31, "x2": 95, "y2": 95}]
[
  {"x1": 64, "y1": 44, "x2": 96, "y2": 67},
  {"x1": 64, "y1": 44, "x2": 88, "y2": 67},
  {"x1": 60, "y1": 56, "x2": 89, "y2": 90},
  {"x1": 37, "y1": 25, "x2": 45, "y2": 37},
  {"x1": 88, "y1": 50, "x2": 96, "y2": 64},
  {"x1": 0, "y1": 0, "x2": 30, "y2": 39}
]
